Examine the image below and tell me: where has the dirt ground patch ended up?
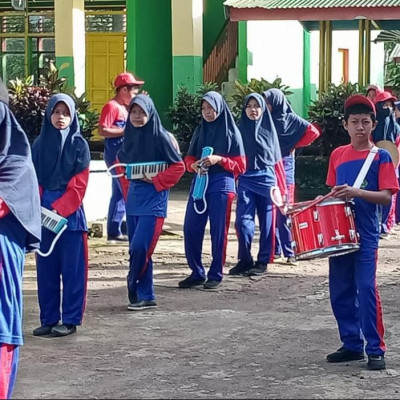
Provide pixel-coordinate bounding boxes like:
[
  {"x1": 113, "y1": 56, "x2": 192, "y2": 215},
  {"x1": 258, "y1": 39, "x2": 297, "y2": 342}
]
[{"x1": 13, "y1": 192, "x2": 400, "y2": 399}]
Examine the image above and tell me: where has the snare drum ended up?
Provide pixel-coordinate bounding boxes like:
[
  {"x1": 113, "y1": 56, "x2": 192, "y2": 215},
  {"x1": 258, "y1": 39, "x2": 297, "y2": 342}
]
[
  {"x1": 287, "y1": 198, "x2": 359, "y2": 260},
  {"x1": 316, "y1": 198, "x2": 359, "y2": 258}
]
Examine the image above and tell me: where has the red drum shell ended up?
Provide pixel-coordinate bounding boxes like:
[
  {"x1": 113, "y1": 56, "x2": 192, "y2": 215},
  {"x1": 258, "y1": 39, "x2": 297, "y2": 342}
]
[
  {"x1": 287, "y1": 202, "x2": 322, "y2": 259},
  {"x1": 316, "y1": 199, "x2": 359, "y2": 253},
  {"x1": 288, "y1": 198, "x2": 359, "y2": 260}
]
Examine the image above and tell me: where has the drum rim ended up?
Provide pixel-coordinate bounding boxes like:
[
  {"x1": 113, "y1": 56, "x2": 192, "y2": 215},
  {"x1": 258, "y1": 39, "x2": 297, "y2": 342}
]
[
  {"x1": 296, "y1": 244, "x2": 360, "y2": 260},
  {"x1": 317, "y1": 199, "x2": 346, "y2": 206}
]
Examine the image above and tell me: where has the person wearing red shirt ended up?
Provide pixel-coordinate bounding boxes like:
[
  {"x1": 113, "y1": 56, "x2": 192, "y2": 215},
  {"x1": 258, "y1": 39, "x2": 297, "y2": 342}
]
[
  {"x1": 325, "y1": 95, "x2": 399, "y2": 371},
  {"x1": 98, "y1": 72, "x2": 145, "y2": 241}
]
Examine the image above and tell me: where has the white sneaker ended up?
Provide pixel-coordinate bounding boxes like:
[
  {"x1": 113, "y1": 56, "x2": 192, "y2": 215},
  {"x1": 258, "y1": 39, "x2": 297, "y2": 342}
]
[
  {"x1": 286, "y1": 257, "x2": 299, "y2": 266},
  {"x1": 273, "y1": 255, "x2": 285, "y2": 264}
]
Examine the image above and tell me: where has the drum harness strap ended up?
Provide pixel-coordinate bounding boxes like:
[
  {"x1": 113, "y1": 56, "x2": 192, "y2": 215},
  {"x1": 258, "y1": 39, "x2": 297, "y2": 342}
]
[{"x1": 352, "y1": 146, "x2": 379, "y2": 189}]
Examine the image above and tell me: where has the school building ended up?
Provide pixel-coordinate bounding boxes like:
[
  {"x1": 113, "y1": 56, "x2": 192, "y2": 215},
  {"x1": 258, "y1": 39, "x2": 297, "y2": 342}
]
[
  {"x1": 0, "y1": 0, "x2": 229, "y2": 125},
  {"x1": 1, "y1": 0, "x2": 399, "y2": 125}
]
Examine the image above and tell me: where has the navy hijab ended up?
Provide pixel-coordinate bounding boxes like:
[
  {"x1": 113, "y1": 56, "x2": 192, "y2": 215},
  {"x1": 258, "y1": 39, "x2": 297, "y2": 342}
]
[
  {"x1": 32, "y1": 94, "x2": 90, "y2": 191},
  {"x1": 0, "y1": 80, "x2": 41, "y2": 250},
  {"x1": 373, "y1": 100, "x2": 400, "y2": 143},
  {"x1": 117, "y1": 94, "x2": 181, "y2": 165},
  {"x1": 263, "y1": 89, "x2": 309, "y2": 157},
  {"x1": 187, "y1": 91, "x2": 244, "y2": 169},
  {"x1": 239, "y1": 93, "x2": 282, "y2": 170}
]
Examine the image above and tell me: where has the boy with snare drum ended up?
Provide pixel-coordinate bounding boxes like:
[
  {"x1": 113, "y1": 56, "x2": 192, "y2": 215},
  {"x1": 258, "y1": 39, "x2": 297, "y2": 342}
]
[{"x1": 325, "y1": 95, "x2": 399, "y2": 370}]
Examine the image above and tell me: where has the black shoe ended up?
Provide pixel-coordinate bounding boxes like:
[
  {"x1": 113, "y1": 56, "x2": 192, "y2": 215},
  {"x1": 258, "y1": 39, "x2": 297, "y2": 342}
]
[
  {"x1": 229, "y1": 260, "x2": 254, "y2": 276},
  {"x1": 107, "y1": 234, "x2": 129, "y2": 242},
  {"x1": 127, "y1": 300, "x2": 157, "y2": 311},
  {"x1": 367, "y1": 354, "x2": 386, "y2": 370},
  {"x1": 178, "y1": 276, "x2": 206, "y2": 288},
  {"x1": 203, "y1": 280, "x2": 221, "y2": 289},
  {"x1": 51, "y1": 323, "x2": 77, "y2": 337},
  {"x1": 33, "y1": 323, "x2": 58, "y2": 336},
  {"x1": 326, "y1": 347, "x2": 365, "y2": 363},
  {"x1": 245, "y1": 262, "x2": 268, "y2": 276},
  {"x1": 128, "y1": 291, "x2": 138, "y2": 304}
]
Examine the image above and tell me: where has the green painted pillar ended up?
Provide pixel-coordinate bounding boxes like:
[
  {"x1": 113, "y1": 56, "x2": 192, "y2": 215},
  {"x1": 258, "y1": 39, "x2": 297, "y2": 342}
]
[
  {"x1": 126, "y1": 0, "x2": 173, "y2": 120},
  {"x1": 238, "y1": 21, "x2": 248, "y2": 83},
  {"x1": 171, "y1": 0, "x2": 203, "y2": 97},
  {"x1": 302, "y1": 29, "x2": 311, "y2": 117},
  {"x1": 54, "y1": 0, "x2": 85, "y2": 94}
]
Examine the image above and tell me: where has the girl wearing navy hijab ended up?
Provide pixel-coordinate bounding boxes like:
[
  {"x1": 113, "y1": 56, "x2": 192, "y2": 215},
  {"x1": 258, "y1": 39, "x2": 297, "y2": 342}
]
[
  {"x1": 179, "y1": 91, "x2": 246, "y2": 290},
  {"x1": 32, "y1": 93, "x2": 90, "y2": 337},
  {"x1": 229, "y1": 94, "x2": 286, "y2": 277},
  {"x1": 373, "y1": 91, "x2": 400, "y2": 237},
  {"x1": 117, "y1": 95, "x2": 185, "y2": 311},
  {"x1": 263, "y1": 89, "x2": 320, "y2": 266},
  {"x1": 0, "y1": 79, "x2": 41, "y2": 399}
]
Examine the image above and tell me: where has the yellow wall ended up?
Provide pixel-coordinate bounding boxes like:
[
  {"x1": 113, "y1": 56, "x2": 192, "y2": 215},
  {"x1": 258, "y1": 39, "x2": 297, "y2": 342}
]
[
  {"x1": 55, "y1": 0, "x2": 85, "y2": 94},
  {"x1": 171, "y1": 0, "x2": 202, "y2": 56}
]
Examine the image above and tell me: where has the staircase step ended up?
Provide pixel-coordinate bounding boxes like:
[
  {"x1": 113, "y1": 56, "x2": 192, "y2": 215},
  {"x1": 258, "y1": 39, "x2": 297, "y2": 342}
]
[
  {"x1": 221, "y1": 81, "x2": 236, "y2": 108},
  {"x1": 228, "y1": 67, "x2": 238, "y2": 82}
]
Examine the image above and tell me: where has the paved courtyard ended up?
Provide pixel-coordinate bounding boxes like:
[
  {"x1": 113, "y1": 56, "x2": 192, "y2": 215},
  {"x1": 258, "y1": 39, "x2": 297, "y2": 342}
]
[{"x1": 13, "y1": 190, "x2": 400, "y2": 399}]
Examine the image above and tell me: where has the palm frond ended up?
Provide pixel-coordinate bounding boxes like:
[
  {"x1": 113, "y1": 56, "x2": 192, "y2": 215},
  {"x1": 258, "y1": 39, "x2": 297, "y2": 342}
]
[{"x1": 374, "y1": 30, "x2": 400, "y2": 44}]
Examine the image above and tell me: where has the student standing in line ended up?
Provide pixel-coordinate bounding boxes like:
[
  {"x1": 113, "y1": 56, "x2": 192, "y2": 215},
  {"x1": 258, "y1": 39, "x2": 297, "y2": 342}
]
[
  {"x1": 179, "y1": 91, "x2": 246, "y2": 290},
  {"x1": 0, "y1": 78, "x2": 41, "y2": 399},
  {"x1": 262, "y1": 89, "x2": 320, "y2": 266},
  {"x1": 365, "y1": 84, "x2": 382, "y2": 102},
  {"x1": 117, "y1": 95, "x2": 185, "y2": 310},
  {"x1": 372, "y1": 91, "x2": 400, "y2": 238},
  {"x1": 32, "y1": 94, "x2": 90, "y2": 337},
  {"x1": 394, "y1": 101, "x2": 400, "y2": 224},
  {"x1": 229, "y1": 93, "x2": 286, "y2": 277},
  {"x1": 325, "y1": 94, "x2": 398, "y2": 371},
  {"x1": 98, "y1": 72, "x2": 145, "y2": 242}
]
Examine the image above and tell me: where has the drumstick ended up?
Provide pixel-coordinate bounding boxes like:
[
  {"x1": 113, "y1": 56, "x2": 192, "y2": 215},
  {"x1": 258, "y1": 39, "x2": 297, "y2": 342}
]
[{"x1": 289, "y1": 190, "x2": 334, "y2": 217}]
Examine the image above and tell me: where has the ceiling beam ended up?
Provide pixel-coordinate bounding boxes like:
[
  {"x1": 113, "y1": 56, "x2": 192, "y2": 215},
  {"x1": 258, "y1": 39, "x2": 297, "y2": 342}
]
[{"x1": 228, "y1": 6, "x2": 400, "y2": 22}]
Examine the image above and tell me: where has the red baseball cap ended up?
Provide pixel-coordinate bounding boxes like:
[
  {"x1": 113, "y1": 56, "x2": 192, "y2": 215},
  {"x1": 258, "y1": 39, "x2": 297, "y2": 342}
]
[
  {"x1": 114, "y1": 72, "x2": 144, "y2": 88},
  {"x1": 374, "y1": 90, "x2": 397, "y2": 105},
  {"x1": 344, "y1": 94, "x2": 376, "y2": 116}
]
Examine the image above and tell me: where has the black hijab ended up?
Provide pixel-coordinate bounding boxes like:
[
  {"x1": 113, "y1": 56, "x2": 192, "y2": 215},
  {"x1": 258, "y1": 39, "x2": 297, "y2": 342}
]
[
  {"x1": 118, "y1": 94, "x2": 182, "y2": 165},
  {"x1": 0, "y1": 79, "x2": 41, "y2": 250},
  {"x1": 32, "y1": 94, "x2": 90, "y2": 190},
  {"x1": 187, "y1": 91, "x2": 245, "y2": 162},
  {"x1": 239, "y1": 93, "x2": 282, "y2": 170}
]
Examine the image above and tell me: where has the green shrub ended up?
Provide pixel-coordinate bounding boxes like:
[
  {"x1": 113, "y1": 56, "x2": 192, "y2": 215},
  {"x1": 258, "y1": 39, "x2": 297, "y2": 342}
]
[
  {"x1": 8, "y1": 62, "x2": 99, "y2": 144},
  {"x1": 9, "y1": 81, "x2": 51, "y2": 144},
  {"x1": 295, "y1": 155, "x2": 330, "y2": 201},
  {"x1": 307, "y1": 82, "x2": 360, "y2": 156}
]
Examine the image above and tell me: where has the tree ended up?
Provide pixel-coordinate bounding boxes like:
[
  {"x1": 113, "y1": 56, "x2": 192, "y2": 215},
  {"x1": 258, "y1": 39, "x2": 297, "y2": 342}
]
[{"x1": 373, "y1": 30, "x2": 400, "y2": 97}]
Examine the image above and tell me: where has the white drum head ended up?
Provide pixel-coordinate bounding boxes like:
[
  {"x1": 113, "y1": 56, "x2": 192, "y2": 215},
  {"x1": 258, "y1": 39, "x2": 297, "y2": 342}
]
[{"x1": 270, "y1": 186, "x2": 283, "y2": 207}]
